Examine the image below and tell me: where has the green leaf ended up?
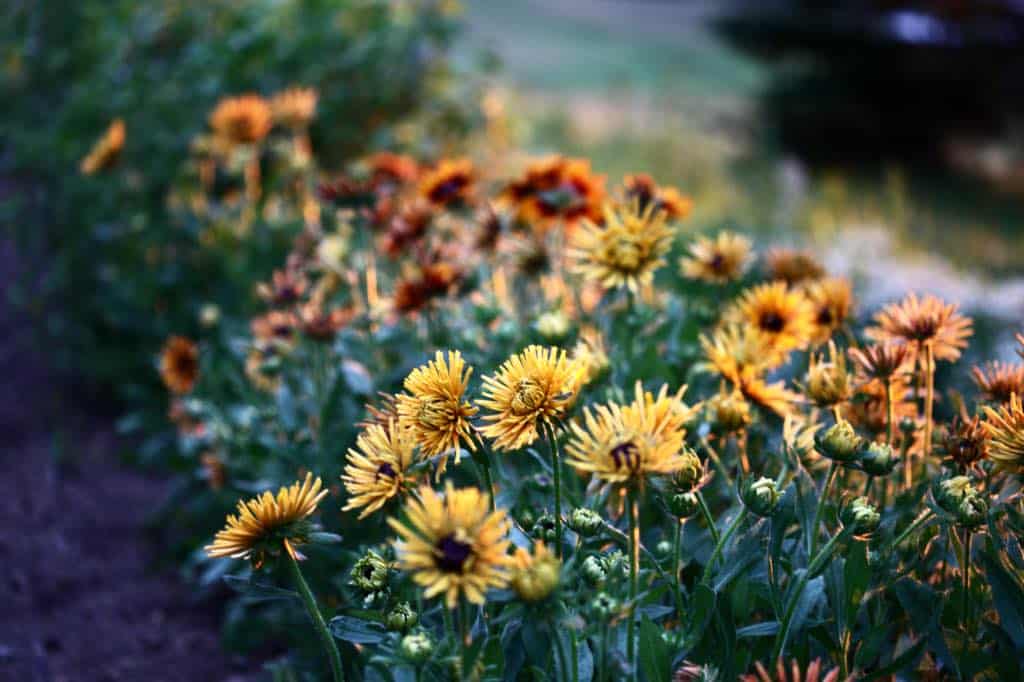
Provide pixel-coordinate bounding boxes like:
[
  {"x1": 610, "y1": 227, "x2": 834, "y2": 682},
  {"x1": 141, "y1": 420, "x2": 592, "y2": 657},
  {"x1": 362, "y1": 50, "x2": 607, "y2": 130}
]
[
  {"x1": 843, "y1": 539, "x2": 870, "y2": 632},
  {"x1": 639, "y1": 617, "x2": 670, "y2": 682},
  {"x1": 222, "y1": 574, "x2": 298, "y2": 603},
  {"x1": 861, "y1": 636, "x2": 927, "y2": 681},
  {"x1": 686, "y1": 584, "x2": 716, "y2": 646},
  {"x1": 736, "y1": 621, "x2": 780, "y2": 638},
  {"x1": 980, "y1": 546, "x2": 1024, "y2": 651},
  {"x1": 328, "y1": 615, "x2": 387, "y2": 644}
]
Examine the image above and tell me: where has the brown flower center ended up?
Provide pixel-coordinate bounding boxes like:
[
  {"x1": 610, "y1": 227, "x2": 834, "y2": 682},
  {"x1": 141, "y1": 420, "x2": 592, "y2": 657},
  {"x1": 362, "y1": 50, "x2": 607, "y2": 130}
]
[
  {"x1": 435, "y1": 534, "x2": 473, "y2": 573},
  {"x1": 759, "y1": 311, "x2": 786, "y2": 333},
  {"x1": 375, "y1": 462, "x2": 397, "y2": 480},
  {"x1": 609, "y1": 440, "x2": 640, "y2": 472},
  {"x1": 511, "y1": 377, "x2": 545, "y2": 416}
]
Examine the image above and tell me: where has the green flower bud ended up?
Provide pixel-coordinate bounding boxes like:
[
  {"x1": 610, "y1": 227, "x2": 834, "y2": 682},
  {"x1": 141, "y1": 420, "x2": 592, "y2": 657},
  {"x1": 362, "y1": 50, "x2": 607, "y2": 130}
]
[
  {"x1": 566, "y1": 508, "x2": 604, "y2": 537},
  {"x1": 671, "y1": 448, "x2": 704, "y2": 492},
  {"x1": 535, "y1": 310, "x2": 571, "y2": 341},
  {"x1": 858, "y1": 441, "x2": 899, "y2": 476},
  {"x1": 899, "y1": 417, "x2": 917, "y2": 436},
  {"x1": 669, "y1": 491, "x2": 700, "y2": 519},
  {"x1": 815, "y1": 419, "x2": 863, "y2": 462},
  {"x1": 656, "y1": 540, "x2": 672, "y2": 556},
  {"x1": 399, "y1": 632, "x2": 434, "y2": 663},
  {"x1": 956, "y1": 494, "x2": 988, "y2": 529},
  {"x1": 517, "y1": 508, "x2": 537, "y2": 532},
  {"x1": 741, "y1": 476, "x2": 781, "y2": 518},
  {"x1": 581, "y1": 555, "x2": 607, "y2": 585},
  {"x1": 840, "y1": 496, "x2": 881, "y2": 538},
  {"x1": 351, "y1": 550, "x2": 389, "y2": 593},
  {"x1": 532, "y1": 512, "x2": 558, "y2": 541},
  {"x1": 933, "y1": 475, "x2": 976, "y2": 515},
  {"x1": 386, "y1": 602, "x2": 418, "y2": 632},
  {"x1": 590, "y1": 592, "x2": 620, "y2": 620},
  {"x1": 603, "y1": 551, "x2": 629, "y2": 579}
]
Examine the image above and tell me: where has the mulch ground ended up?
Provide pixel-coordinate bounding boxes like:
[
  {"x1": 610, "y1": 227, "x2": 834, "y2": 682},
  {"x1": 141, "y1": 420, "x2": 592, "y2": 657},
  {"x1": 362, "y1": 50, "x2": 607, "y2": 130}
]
[{"x1": 0, "y1": 239, "x2": 255, "y2": 682}]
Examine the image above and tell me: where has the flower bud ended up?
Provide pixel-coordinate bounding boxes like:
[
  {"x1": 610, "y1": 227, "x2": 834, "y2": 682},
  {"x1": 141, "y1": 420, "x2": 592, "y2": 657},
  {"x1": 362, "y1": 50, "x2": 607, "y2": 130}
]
[
  {"x1": 840, "y1": 496, "x2": 881, "y2": 538},
  {"x1": 511, "y1": 542, "x2": 561, "y2": 602},
  {"x1": 899, "y1": 417, "x2": 917, "y2": 437},
  {"x1": 199, "y1": 303, "x2": 221, "y2": 328},
  {"x1": 815, "y1": 419, "x2": 863, "y2": 462},
  {"x1": 669, "y1": 491, "x2": 700, "y2": 519},
  {"x1": 535, "y1": 310, "x2": 571, "y2": 341},
  {"x1": 858, "y1": 441, "x2": 899, "y2": 476},
  {"x1": 581, "y1": 555, "x2": 608, "y2": 585},
  {"x1": 516, "y1": 508, "x2": 537, "y2": 533},
  {"x1": 933, "y1": 475, "x2": 976, "y2": 515},
  {"x1": 656, "y1": 540, "x2": 672, "y2": 556},
  {"x1": 351, "y1": 550, "x2": 389, "y2": 593},
  {"x1": 400, "y1": 632, "x2": 434, "y2": 663},
  {"x1": 531, "y1": 512, "x2": 558, "y2": 542},
  {"x1": 804, "y1": 345, "x2": 851, "y2": 408},
  {"x1": 955, "y1": 494, "x2": 988, "y2": 529},
  {"x1": 671, "y1": 448, "x2": 704, "y2": 492},
  {"x1": 566, "y1": 508, "x2": 604, "y2": 537},
  {"x1": 741, "y1": 476, "x2": 781, "y2": 518},
  {"x1": 590, "y1": 592, "x2": 620, "y2": 620},
  {"x1": 707, "y1": 390, "x2": 752, "y2": 435},
  {"x1": 386, "y1": 602, "x2": 418, "y2": 632}
]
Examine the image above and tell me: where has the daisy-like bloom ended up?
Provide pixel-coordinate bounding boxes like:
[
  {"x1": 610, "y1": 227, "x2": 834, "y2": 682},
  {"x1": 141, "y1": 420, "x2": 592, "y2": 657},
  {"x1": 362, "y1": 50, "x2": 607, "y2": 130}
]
[
  {"x1": 500, "y1": 156, "x2": 606, "y2": 228},
  {"x1": 298, "y1": 301, "x2": 354, "y2": 342},
  {"x1": 802, "y1": 276, "x2": 854, "y2": 345},
  {"x1": 983, "y1": 393, "x2": 1024, "y2": 471},
  {"x1": 942, "y1": 416, "x2": 989, "y2": 471},
  {"x1": 741, "y1": 658, "x2": 839, "y2": 682},
  {"x1": 393, "y1": 262, "x2": 462, "y2": 314},
  {"x1": 843, "y1": 375, "x2": 917, "y2": 439},
  {"x1": 80, "y1": 118, "x2": 125, "y2": 175},
  {"x1": 206, "y1": 473, "x2": 328, "y2": 568},
  {"x1": 396, "y1": 351, "x2": 479, "y2": 473},
  {"x1": 764, "y1": 248, "x2": 825, "y2": 286},
  {"x1": 622, "y1": 173, "x2": 693, "y2": 220},
  {"x1": 865, "y1": 293, "x2": 973, "y2": 362},
  {"x1": 971, "y1": 361, "x2": 1024, "y2": 404},
  {"x1": 478, "y1": 345, "x2": 586, "y2": 451},
  {"x1": 848, "y1": 343, "x2": 911, "y2": 381},
  {"x1": 366, "y1": 151, "x2": 419, "y2": 190},
  {"x1": 160, "y1": 336, "x2": 199, "y2": 394},
  {"x1": 707, "y1": 387, "x2": 752, "y2": 434},
  {"x1": 568, "y1": 201, "x2": 675, "y2": 293},
  {"x1": 679, "y1": 232, "x2": 753, "y2": 284},
  {"x1": 209, "y1": 94, "x2": 273, "y2": 146},
  {"x1": 342, "y1": 421, "x2": 416, "y2": 519},
  {"x1": 510, "y1": 541, "x2": 561, "y2": 602},
  {"x1": 419, "y1": 158, "x2": 474, "y2": 207},
  {"x1": 699, "y1": 324, "x2": 797, "y2": 416},
  {"x1": 725, "y1": 281, "x2": 815, "y2": 354},
  {"x1": 802, "y1": 341, "x2": 852, "y2": 408},
  {"x1": 257, "y1": 268, "x2": 308, "y2": 307},
  {"x1": 388, "y1": 483, "x2": 512, "y2": 609},
  {"x1": 565, "y1": 382, "x2": 691, "y2": 485},
  {"x1": 270, "y1": 87, "x2": 318, "y2": 130}
]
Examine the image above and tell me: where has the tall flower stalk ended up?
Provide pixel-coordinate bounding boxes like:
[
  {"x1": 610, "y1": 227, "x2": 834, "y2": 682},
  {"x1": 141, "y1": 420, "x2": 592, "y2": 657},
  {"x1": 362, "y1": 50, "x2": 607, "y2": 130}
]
[{"x1": 287, "y1": 552, "x2": 346, "y2": 682}]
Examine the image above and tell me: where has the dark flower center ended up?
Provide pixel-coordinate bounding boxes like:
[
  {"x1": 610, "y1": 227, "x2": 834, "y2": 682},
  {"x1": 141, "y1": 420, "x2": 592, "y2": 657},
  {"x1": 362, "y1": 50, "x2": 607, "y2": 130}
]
[
  {"x1": 817, "y1": 307, "x2": 834, "y2": 326},
  {"x1": 376, "y1": 463, "x2": 397, "y2": 479},
  {"x1": 610, "y1": 440, "x2": 640, "y2": 471},
  {"x1": 436, "y1": 534, "x2": 473, "y2": 573},
  {"x1": 428, "y1": 177, "x2": 467, "y2": 203},
  {"x1": 760, "y1": 311, "x2": 785, "y2": 333},
  {"x1": 709, "y1": 252, "x2": 725, "y2": 272}
]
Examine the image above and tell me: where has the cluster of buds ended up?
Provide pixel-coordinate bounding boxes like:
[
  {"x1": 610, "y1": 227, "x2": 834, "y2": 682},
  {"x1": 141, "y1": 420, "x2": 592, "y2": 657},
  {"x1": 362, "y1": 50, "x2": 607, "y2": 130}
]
[
  {"x1": 840, "y1": 496, "x2": 882, "y2": 538},
  {"x1": 932, "y1": 475, "x2": 989, "y2": 529},
  {"x1": 351, "y1": 550, "x2": 390, "y2": 607},
  {"x1": 740, "y1": 476, "x2": 781, "y2": 518},
  {"x1": 582, "y1": 551, "x2": 629, "y2": 585}
]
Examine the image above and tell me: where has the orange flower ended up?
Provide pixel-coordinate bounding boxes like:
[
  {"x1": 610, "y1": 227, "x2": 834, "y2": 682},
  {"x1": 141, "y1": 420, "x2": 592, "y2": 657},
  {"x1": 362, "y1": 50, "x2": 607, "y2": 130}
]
[
  {"x1": 500, "y1": 156, "x2": 606, "y2": 228},
  {"x1": 209, "y1": 94, "x2": 273, "y2": 145},
  {"x1": 866, "y1": 293, "x2": 973, "y2": 362},
  {"x1": 623, "y1": 173, "x2": 692, "y2": 220},
  {"x1": 419, "y1": 158, "x2": 474, "y2": 207},
  {"x1": 160, "y1": 336, "x2": 199, "y2": 394}
]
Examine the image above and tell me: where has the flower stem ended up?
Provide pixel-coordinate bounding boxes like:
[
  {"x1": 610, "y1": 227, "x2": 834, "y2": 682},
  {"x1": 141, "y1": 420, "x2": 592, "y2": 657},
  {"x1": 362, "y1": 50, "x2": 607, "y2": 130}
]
[
  {"x1": 285, "y1": 552, "x2": 345, "y2": 682},
  {"x1": 891, "y1": 508, "x2": 935, "y2": 548},
  {"x1": 671, "y1": 518, "x2": 682, "y2": 584},
  {"x1": 923, "y1": 341, "x2": 935, "y2": 461},
  {"x1": 546, "y1": 422, "x2": 564, "y2": 558},
  {"x1": 702, "y1": 507, "x2": 747, "y2": 585},
  {"x1": 696, "y1": 490, "x2": 720, "y2": 545},
  {"x1": 885, "y1": 377, "x2": 895, "y2": 449},
  {"x1": 809, "y1": 460, "x2": 839, "y2": 555},
  {"x1": 627, "y1": 487, "x2": 640, "y2": 682},
  {"x1": 471, "y1": 432, "x2": 498, "y2": 512},
  {"x1": 771, "y1": 531, "x2": 844, "y2": 662},
  {"x1": 962, "y1": 529, "x2": 972, "y2": 633}
]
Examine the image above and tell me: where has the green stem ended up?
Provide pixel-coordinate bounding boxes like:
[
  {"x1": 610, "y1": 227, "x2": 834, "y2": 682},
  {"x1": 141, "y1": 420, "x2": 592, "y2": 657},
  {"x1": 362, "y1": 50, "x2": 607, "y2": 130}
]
[
  {"x1": 923, "y1": 342, "x2": 935, "y2": 461},
  {"x1": 771, "y1": 532, "x2": 844, "y2": 662},
  {"x1": 671, "y1": 519, "x2": 682, "y2": 585},
  {"x1": 885, "y1": 377, "x2": 895, "y2": 449},
  {"x1": 962, "y1": 530, "x2": 972, "y2": 633},
  {"x1": 472, "y1": 431, "x2": 498, "y2": 511},
  {"x1": 702, "y1": 507, "x2": 747, "y2": 584},
  {"x1": 285, "y1": 552, "x2": 345, "y2": 682},
  {"x1": 546, "y1": 422, "x2": 564, "y2": 558},
  {"x1": 696, "y1": 490, "x2": 720, "y2": 545},
  {"x1": 627, "y1": 487, "x2": 640, "y2": 682},
  {"x1": 863, "y1": 474, "x2": 875, "y2": 497},
  {"x1": 809, "y1": 461, "x2": 839, "y2": 555},
  {"x1": 570, "y1": 625, "x2": 580, "y2": 682},
  {"x1": 892, "y1": 508, "x2": 935, "y2": 548}
]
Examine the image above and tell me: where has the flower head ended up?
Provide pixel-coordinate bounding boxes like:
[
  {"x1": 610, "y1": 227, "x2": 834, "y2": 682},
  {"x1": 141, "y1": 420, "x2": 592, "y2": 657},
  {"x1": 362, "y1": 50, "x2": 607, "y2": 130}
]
[
  {"x1": 802, "y1": 341, "x2": 852, "y2": 408},
  {"x1": 725, "y1": 281, "x2": 815, "y2": 354},
  {"x1": 388, "y1": 483, "x2": 512, "y2": 609},
  {"x1": 209, "y1": 94, "x2": 272, "y2": 146},
  {"x1": 858, "y1": 441, "x2": 900, "y2": 476},
  {"x1": 741, "y1": 658, "x2": 839, "y2": 682},
  {"x1": 707, "y1": 388, "x2": 753, "y2": 435},
  {"x1": 741, "y1": 476, "x2": 781, "y2": 517},
  {"x1": 571, "y1": 328, "x2": 610, "y2": 384},
  {"x1": 419, "y1": 158, "x2": 474, "y2": 207},
  {"x1": 500, "y1": 156, "x2": 606, "y2": 228},
  {"x1": 983, "y1": 393, "x2": 1024, "y2": 471},
  {"x1": 815, "y1": 419, "x2": 863, "y2": 462},
  {"x1": 802, "y1": 277, "x2": 854, "y2": 345},
  {"x1": 866, "y1": 293, "x2": 973, "y2": 361},
  {"x1": 840, "y1": 496, "x2": 881, "y2": 538},
  {"x1": 941, "y1": 416, "x2": 989, "y2": 471},
  {"x1": 205, "y1": 473, "x2": 328, "y2": 567},
  {"x1": 478, "y1": 346, "x2": 586, "y2": 451},
  {"x1": 848, "y1": 343, "x2": 911, "y2": 381},
  {"x1": 569, "y1": 201, "x2": 675, "y2": 292},
  {"x1": 623, "y1": 173, "x2": 693, "y2": 220},
  {"x1": 342, "y1": 421, "x2": 416, "y2": 519},
  {"x1": 971, "y1": 361, "x2": 1024, "y2": 404},
  {"x1": 511, "y1": 541, "x2": 561, "y2": 602},
  {"x1": 680, "y1": 232, "x2": 753, "y2": 284},
  {"x1": 270, "y1": 87, "x2": 318, "y2": 130},
  {"x1": 396, "y1": 351, "x2": 479, "y2": 473},
  {"x1": 160, "y1": 336, "x2": 199, "y2": 394},
  {"x1": 80, "y1": 118, "x2": 125, "y2": 175},
  {"x1": 764, "y1": 248, "x2": 825, "y2": 285}
]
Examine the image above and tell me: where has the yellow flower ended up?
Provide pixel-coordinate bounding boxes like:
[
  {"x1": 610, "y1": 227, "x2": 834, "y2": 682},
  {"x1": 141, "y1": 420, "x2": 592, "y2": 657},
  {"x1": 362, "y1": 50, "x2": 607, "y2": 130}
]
[
  {"x1": 802, "y1": 277, "x2": 854, "y2": 345},
  {"x1": 983, "y1": 393, "x2": 1024, "y2": 471},
  {"x1": 568, "y1": 202, "x2": 675, "y2": 292},
  {"x1": 565, "y1": 382, "x2": 691, "y2": 485},
  {"x1": 396, "y1": 351, "x2": 479, "y2": 474},
  {"x1": 511, "y1": 541, "x2": 561, "y2": 602},
  {"x1": 270, "y1": 87, "x2": 318, "y2": 130},
  {"x1": 342, "y1": 421, "x2": 416, "y2": 519},
  {"x1": 160, "y1": 336, "x2": 199, "y2": 394},
  {"x1": 679, "y1": 232, "x2": 753, "y2": 284},
  {"x1": 725, "y1": 281, "x2": 815, "y2": 354},
  {"x1": 419, "y1": 158, "x2": 475, "y2": 207},
  {"x1": 205, "y1": 473, "x2": 328, "y2": 568},
  {"x1": 802, "y1": 341, "x2": 852, "y2": 408},
  {"x1": 209, "y1": 94, "x2": 273, "y2": 146},
  {"x1": 478, "y1": 346, "x2": 586, "y2": 451},
  {"x1": 866, "y1": 293, "x2": 973, "y2": 362},
  {"x1": 80, "y1": 118, "x2": 125, "y2": 175},
  {"x1": 700, "y1": 325, "x2": 797, "y2": 417},
  {"x1": 388, "y1": 483, "x2": 512, "y2": 609}
]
